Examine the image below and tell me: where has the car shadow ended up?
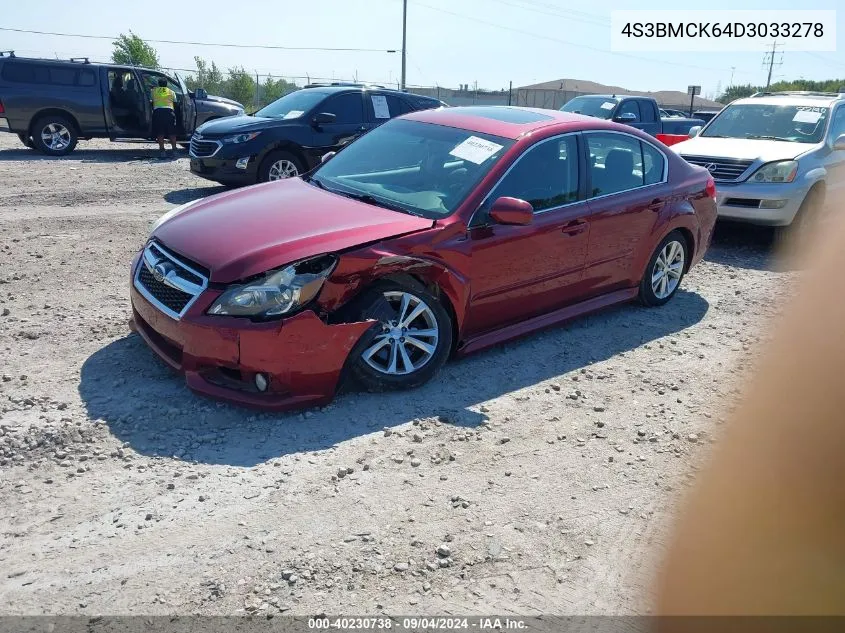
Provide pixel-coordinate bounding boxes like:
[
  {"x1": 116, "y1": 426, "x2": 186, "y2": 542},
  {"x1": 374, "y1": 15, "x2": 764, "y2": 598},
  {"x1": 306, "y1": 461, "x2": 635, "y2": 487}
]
[
  {"x1": 78, "y1": 291, "x2": 709, "y2": 467},
  {"x1": 0, "y1": 146, "x2": 188, "y2": 163},
  {"x1": 163, "y1": 186, "x2": 229, "y2": 205},
  {"x1": 704, "y1": 222, "x2": 795, "y2": 272}
]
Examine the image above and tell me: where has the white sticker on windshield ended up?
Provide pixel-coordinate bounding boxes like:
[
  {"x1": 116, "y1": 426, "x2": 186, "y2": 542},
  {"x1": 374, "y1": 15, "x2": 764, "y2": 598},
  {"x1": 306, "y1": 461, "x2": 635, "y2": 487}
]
[
  {"x1": 793, "y1": 110, "x2": 823, "y2": 123},
  {"x1": 371, "y1": 95, "x2": 390, "y2": 119},
  {"x1": 283, "y1": 110, "x2": 304, "y2": 119},
  {"x1": 600, "y1": 101, "x2": 616, "y2": 110},
  {"x1": 449, "y1": 136, "x2": 504, "y2": 165}
]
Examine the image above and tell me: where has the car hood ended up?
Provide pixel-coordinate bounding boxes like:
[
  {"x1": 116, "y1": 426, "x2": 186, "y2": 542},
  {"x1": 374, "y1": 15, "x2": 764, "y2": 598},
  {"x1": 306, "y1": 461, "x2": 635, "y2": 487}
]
[
  {"x1": 202, "y1": 94, "x2": 244, "y2": 109},
  {"x1": 195, "y1": 115, "x2": 275, "y2": 136},
  {"x1": 672, "y1": 136, "x2": 814, "y2": 161},
  {"x1": 152, "y1": 178, "x2": 434, "y2": 283}
]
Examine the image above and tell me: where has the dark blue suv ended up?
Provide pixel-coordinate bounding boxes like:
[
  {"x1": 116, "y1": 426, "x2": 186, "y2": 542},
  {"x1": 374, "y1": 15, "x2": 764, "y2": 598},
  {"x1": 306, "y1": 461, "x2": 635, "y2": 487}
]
[{"x1": 189, "y1": 84, "x2": 445, "y2": 186}]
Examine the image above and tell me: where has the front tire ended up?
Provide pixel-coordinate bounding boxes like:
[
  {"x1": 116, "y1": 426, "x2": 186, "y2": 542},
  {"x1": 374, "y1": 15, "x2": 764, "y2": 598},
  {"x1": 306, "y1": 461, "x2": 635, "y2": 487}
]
[
  {"x1": 346, "y1": 281, "x2": 453, "y2": 392},
  {"x1": 32, "y1": 115, "x2": 78, "y2": 156},
  {"x1": 639, "y1": 231, "x2": 688, "y2": 307},
  {"x1": 258, "y1": 150, "x2": 304, "y2": 183}
]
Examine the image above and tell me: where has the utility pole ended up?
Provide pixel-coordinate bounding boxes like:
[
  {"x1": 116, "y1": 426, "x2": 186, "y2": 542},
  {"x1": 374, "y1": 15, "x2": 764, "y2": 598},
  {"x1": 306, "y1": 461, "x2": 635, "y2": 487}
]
[
  {"x1": 400, "y1": 0, "x2": 407, "y2": 91},
  {"x1": 763, "y1": 40, "x2": 782, "y2": 90},
  {"x1": 729, "y1": 66, "x2": 736, "y2": 86}
]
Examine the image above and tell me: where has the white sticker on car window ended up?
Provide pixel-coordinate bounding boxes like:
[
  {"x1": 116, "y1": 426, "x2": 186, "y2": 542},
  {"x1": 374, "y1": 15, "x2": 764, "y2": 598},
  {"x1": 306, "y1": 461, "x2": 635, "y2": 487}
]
[
  {"x1": 371, "y1": 95, "x2": 390, "y2": 119},
  {"x1": 449, "y1": 136, "x2": 504, "y2": 165},
  {"x1": 793, "y1": 110, "x2": 823, "y2": 123},
  {"x1": 283, "y1": 110, "x2": 304, "y2": 119},
  {"x1": 600, "y1": 101, "x2": 616, "y2": 110}
]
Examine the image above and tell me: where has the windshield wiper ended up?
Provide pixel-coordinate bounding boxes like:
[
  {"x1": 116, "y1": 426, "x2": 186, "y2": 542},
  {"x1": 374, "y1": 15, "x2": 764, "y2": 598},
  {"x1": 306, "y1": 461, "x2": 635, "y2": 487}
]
[
  {"x1": 746, "y1": 135, "x2": 796, "y2": 142},
  {"x1": 701, "y1": 134, "x2": 730, "y2": 138},
  {"x1": 335, "y1": 190, "x2": 423, "y2": 216}
]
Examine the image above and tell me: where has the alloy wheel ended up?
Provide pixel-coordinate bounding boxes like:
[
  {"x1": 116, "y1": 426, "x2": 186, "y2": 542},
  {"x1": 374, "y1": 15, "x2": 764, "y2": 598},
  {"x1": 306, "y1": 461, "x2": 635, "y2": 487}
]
[
  {"x1": 651, "y1": 240, "x2": 685, "y2": 300},
  {"x1": 41, "y1": 123, "x2": 72, "y2": 152},
  {"x1": 268, "y1": 159, "x2": 299, "y2": 181},
  {"x1": 362, "y1": 291, "x2": 440, "y2": 376}
]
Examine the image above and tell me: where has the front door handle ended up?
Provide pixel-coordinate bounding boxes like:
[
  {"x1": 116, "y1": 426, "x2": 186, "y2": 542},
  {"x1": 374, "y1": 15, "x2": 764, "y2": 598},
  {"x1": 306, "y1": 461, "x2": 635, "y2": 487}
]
[{"x1": 561, "y1": 219, "x2": 588, "y2": 236}]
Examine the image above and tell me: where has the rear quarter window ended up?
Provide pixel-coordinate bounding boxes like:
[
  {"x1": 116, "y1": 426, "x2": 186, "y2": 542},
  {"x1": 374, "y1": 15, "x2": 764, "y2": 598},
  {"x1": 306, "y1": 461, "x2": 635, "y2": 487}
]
[{"x1": 0, "y1": 61, "x2": 94, "y2": 87}]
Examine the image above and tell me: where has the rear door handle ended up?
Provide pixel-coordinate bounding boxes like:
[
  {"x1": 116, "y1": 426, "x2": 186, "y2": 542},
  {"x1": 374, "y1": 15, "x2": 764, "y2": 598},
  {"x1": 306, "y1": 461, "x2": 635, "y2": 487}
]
[
  {"x1": 561, "y1": 219, "x2": 588, "y2": 236},
  {"x1": 648, "y1": 198, "x2": 665, "y2": 212}
]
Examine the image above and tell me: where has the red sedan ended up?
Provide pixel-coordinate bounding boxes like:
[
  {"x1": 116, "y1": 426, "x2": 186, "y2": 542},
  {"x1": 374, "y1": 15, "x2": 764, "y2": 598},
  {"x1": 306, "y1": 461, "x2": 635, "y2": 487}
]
[{"x1": 129, "y1": 106, "x2": 716, "y2": 410}]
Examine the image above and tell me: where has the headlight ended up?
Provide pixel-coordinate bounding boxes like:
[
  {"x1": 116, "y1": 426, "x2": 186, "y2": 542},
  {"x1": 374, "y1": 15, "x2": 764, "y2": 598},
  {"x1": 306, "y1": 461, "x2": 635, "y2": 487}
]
[
  {"x1": 748, "y1": 160, "x2": 798, "y2": 183},
  {"x1": 149, "y1": 199, "x2": 201, "y2": 235},
  {"x1": 208, "y1": 255, "x2": 337, "y2": 318},
  {"x1": 221, "y1": 131, "x2": 261, "y2": 145}
]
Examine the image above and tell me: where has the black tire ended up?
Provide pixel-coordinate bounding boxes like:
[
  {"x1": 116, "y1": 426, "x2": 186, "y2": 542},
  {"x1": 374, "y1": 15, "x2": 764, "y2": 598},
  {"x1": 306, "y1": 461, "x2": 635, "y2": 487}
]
[
  {"x1": 31, "y1": 114, "x2": 78, "y2": 156},
  {"x1": 345, "y1": 280, "x2": 453, "y2": 392},
  {"x1": 258, "y1": 150, "x2": 304, "y2": 183},
  {"x1": 774, "y1": 187, "x2": 823, "y2": 251},
  {"x1": 639, "y1": 230, "x2": 688, "y2": 307},
  {"x1": 17, "y1": 133, "x2": 35, "y2": 149}
]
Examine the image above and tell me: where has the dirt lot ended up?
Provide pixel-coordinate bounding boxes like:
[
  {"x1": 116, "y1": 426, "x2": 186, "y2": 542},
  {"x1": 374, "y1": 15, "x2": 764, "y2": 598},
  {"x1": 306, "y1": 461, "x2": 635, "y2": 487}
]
[{"x1": 0, "y1": 134, "x2": 795, "y2": 616}]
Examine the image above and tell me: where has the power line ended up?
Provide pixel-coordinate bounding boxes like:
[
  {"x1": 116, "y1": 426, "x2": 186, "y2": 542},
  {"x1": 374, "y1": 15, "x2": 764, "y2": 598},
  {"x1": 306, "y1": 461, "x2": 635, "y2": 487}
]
[
  {"x1": 412, "y1": 1, "x2": 749, "y2": 74},
  {"x1": 0, "y1": 27, "x2": 398, "y2": 53},
  {"x1": 485, "y1": 0, "x2": 609, "y2": 27}
]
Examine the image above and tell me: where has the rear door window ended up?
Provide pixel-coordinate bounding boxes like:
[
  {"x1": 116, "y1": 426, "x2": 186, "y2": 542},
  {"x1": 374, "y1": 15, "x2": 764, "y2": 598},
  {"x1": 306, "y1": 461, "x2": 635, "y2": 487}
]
[{"x1": 586, "y1": 132, "x2": 646, "y2": 197}]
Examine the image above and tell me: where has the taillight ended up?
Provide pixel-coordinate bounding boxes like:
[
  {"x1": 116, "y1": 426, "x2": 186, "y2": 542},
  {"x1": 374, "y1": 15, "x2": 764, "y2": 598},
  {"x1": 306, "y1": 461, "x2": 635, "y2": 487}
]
[
  {"x1": 705, "y1": 176, "x2": 716, "y2": 201},
  {"x1": 0, "y1": 100, "x2": 5, "y2": 114}
]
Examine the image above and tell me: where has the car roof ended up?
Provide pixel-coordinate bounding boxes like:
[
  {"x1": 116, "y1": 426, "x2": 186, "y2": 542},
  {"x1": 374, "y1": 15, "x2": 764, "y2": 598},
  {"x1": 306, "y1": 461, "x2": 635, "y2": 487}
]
[
  {"x1": 735, "y1": 94, "x2": 844, "y2": 107},
  {"x1": 298, "y1": 85, "x2": 434, "y2": 98},
  {"x1": 402, "y1": 106, "x2": 619, "y2": 139}
]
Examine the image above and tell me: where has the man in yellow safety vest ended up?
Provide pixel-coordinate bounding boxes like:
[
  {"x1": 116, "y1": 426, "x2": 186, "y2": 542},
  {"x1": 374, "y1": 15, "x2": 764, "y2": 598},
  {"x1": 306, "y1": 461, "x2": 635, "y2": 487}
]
[{"x1": 151, "y1": 77, "x2": 178, "y2": 159}]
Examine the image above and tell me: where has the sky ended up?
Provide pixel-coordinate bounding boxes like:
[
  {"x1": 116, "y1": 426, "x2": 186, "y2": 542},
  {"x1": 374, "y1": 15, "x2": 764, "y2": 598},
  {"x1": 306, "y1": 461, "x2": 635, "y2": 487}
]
[{"x1": 2, "y1": 0, "x2": 844, "y2": 98}]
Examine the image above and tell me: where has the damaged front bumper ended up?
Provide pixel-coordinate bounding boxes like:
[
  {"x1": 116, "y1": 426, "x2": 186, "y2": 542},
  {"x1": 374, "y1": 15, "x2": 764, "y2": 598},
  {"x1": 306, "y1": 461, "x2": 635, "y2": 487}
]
[{"x1": 129, "y1": 255, "x2": 374, "y2": 411}]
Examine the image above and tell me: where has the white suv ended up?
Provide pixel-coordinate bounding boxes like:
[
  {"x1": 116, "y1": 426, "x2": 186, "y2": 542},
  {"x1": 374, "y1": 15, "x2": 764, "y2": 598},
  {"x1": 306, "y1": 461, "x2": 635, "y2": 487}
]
[{"x1": 672, "y1": 91, "x2": 845, "y2": 231}]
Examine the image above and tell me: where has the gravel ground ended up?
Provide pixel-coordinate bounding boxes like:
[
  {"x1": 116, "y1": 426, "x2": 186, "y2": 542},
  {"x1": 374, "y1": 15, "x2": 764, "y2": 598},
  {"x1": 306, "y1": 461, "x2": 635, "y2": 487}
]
[{"x1": 0, "y1": 134, "x2": 796, "y2": 616}]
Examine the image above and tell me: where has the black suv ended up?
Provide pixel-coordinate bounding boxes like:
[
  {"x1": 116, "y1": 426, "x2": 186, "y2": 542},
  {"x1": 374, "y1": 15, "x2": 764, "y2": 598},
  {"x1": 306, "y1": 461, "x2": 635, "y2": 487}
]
[
  {"x1": 188, "y1": 84, "x2": 444, "y2": 186},
  {"x1": 0, "y1": 53, "x2": 243, "y2": 155}
]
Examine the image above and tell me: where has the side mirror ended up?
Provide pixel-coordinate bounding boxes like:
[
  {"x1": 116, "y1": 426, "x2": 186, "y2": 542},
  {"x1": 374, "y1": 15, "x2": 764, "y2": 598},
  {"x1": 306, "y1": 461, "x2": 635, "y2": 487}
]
[
  {"x1": 312, "y1": 112, "x2": 337, "y2": 126},
  {"x1": 614, "y1": 112, "x2": 637, "y2": 124},
  {"x1": 489, "y1": 197, "x2": 533, "y2": 226},
  {"x1": 194, "y1": 88, "x2": 208, "y2": 100},
  {"x1": 321, "y1": 151, "x2": 337, "y2": 163},
  {"x1": 688, "y1": 126, "x2": 702, "y2": 138},
  {"x1": 833, "y1": 134, "x2": 845, "y2": 151}
]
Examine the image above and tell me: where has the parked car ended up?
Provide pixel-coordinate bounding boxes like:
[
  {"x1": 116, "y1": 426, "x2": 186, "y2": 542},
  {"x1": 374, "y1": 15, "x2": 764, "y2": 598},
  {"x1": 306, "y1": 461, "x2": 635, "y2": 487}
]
[
  {"x1": 130, "y1": 105, "x2": 716, "y2": 410},
  {"x1": 692, "y1": 110, "x2": 721, "y2": 123},
  {"x1": 188, "y1": 84, "x2": 444, "y2": 186},
  {"x1": 0, "y1": 53, "x2": 243, "y2": 155},
  {"x1": 673, "y1": 90, "x2": 845, "y2": 233},
  {"x1": 561, "y1": 95, "x2": 705, "y2": 136}
]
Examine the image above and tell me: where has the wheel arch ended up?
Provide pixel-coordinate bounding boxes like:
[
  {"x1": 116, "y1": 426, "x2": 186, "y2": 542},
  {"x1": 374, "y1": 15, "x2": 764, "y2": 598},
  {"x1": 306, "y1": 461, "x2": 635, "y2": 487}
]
[
  {"x1": 261, "y1": 142, "x2": 308, "y2": 173},
  {"x1": 28, "y1": 108, "x2": 82, "y2": 138}
]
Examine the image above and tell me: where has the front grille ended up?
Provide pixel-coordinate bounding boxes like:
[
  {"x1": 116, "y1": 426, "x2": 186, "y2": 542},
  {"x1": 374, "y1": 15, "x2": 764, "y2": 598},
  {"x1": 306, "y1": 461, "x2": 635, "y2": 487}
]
[
  {"x1": 190, "y1": 136, "x2": 222, "y2": 158},
  {"x1": 681, "y1": 155, "x2": 754, "y2": 182},
  {"x1": 133, "y1": 241, "x2": 208, "y2": 319},
  {"x1": 138, "y1": 266, "x2": 193, "y2": 314}
]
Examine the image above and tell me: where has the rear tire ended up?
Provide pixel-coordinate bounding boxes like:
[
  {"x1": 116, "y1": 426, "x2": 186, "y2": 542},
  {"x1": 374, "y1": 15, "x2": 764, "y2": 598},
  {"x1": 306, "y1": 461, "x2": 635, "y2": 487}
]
[
  {"x1": 639, "y1": 231, "x2": 688, "y2": 307},
  {"x1": 345, "y1": 280, "x2": 453, "y2": 392},
  {"x1": 258, "y1": 150, "x2": 304, "y2": 183},
  {"x1": 32, "y1": 114, "x2": 78, "y2": 156},
  {"x1": 17, "y1": 133, "x2": 34, "y2": 149}
]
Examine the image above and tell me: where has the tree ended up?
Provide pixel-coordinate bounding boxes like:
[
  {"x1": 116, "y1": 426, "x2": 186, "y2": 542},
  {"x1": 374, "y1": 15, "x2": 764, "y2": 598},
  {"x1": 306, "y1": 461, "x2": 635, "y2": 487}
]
[
  {"x1": 261, "y1": 76, "x2": 297, "y2": 106},
  {"x1": 187, "y1": 56, "x2": 224, "y2": 95},
  {"x1": 717, "y1": 84, "x2": 758, "y2": 104},
  {"x1": 224, "y1": 67, "x2": 255, "y2": 108},
  {"x1": 111, "y1": 31, "x2": 159, "y2": 68}
]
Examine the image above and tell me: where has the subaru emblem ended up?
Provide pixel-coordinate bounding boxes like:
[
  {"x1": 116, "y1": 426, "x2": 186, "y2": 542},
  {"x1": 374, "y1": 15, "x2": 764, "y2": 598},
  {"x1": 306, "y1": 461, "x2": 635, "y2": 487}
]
[{"x1": 153, "y1": 262, "x2": 168, "y2": 283}]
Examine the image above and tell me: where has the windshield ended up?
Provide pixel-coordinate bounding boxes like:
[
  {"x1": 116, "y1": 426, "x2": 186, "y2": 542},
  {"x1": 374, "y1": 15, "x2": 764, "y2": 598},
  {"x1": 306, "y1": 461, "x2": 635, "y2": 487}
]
[
  {"x1": 560, "y1": 96, "x2": 617, "y2": 119},
  {"x1": 311, "y1": 119, "x2": 514, "y2": 219},
  {"x1": 702, "y1": 103, "x2": 830, "y2": 143},
  {"x1": 255, "y1": 90, "x2": 326, "y2": 119}
]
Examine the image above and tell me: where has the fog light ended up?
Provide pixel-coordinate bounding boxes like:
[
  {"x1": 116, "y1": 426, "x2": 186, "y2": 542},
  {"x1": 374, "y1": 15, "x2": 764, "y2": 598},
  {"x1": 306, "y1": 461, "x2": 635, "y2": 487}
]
[
  {"x1": 235, "y1": 157, "x2": 250, "y2": 170},
  {"x1": 760, "y1": 199, "x2": 788, "y2": 209},
  {"x1": 254, "y1": 373, "x2": 268, "y2": 392}
]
